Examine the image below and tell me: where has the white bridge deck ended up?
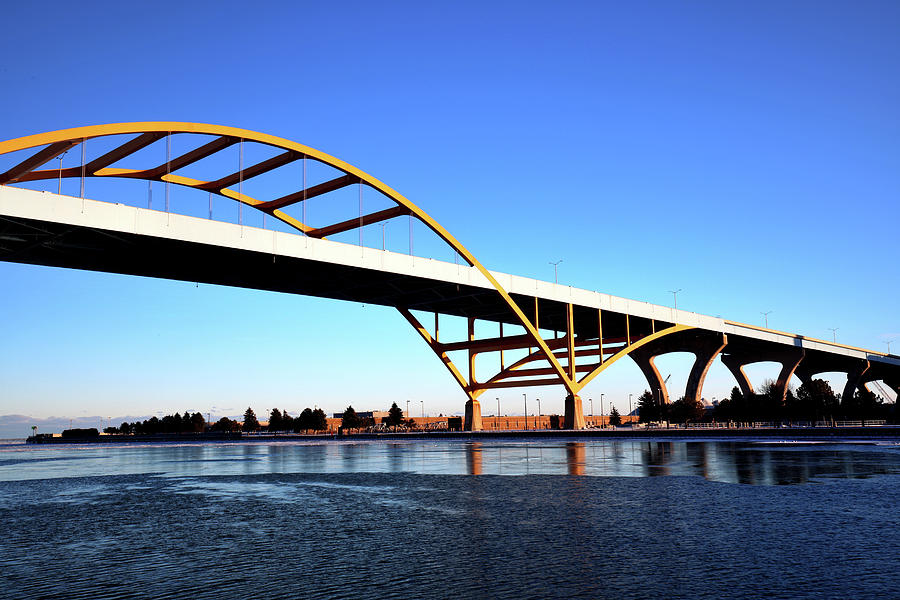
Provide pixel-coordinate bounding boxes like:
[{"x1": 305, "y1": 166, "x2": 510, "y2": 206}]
[{"x1": 1, "y1": 185, "x2": 896, "y2": 368}]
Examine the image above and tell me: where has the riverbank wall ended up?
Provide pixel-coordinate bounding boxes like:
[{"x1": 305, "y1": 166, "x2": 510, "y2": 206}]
[{"x1": 26, "y1": 426, "x2": 900, "y2": 443}]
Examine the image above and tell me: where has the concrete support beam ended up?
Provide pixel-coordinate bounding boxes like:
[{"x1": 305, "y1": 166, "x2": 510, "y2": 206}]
[
  {"x1": 630, "y1": 330, "x2": 727, "y2": 405},
  {"x1": 841, "y1": 361, "x2": 870, "y2": 404},
  {"x1": 774, "y1": 348, "x2": 805, "y2": 401},
  {"x1": 721, "y1": 345, "x2": 804, "y2": 401},
  {"x1": 464, "y1": 399, "x2": 483, "y2": 431},
  {"x1": 630, "y1": 346, "x2": 669, "y2": 406},
  {"x1": 564, "y1": 394, "x2": 585, "y2": 430},
  {"x1": 685, "y1": 336, "x2": 728, "y2": 404},
  {"x1": 720, "y1": 354, "x2": 755, "y2": 398},
  {"x1": 858, "y1": 363, "x2": 900, "y2": 401}
]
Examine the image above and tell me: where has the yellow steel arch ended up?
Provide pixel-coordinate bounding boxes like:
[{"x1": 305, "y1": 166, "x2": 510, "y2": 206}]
[{"x1": 0, "y1": 122, "x2": 576, "y2": 397}]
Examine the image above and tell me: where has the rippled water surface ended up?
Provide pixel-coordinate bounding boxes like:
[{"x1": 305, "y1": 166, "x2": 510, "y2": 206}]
[{"x1": 2, "y1": 439, "x2": 900, "y2": 599}]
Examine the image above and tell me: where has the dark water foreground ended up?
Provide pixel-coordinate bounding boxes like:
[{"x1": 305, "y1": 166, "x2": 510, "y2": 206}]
[{"x1": 2, "y1": 439, "x2": 899, "y2": 599}]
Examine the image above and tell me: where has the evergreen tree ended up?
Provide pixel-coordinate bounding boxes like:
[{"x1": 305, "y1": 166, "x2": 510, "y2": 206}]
[
  {"x1": 212, "y1": 417, "x2": 237, "y2": 432},
  {"x1": 388, "y1": 402, "x2": 404, "y2": 427},
  {"x1": 609, "y1": 406, "x2": 621, "y2": 426},
  {"x1": 242, "y1": 407, "x2": 260, "y2": 432},
  {"x1": 296, "y1": 408, "x2": 314, "y2": 432},
  {"x1": 846, "y1": 388, "x2": 883, "y2": 421},
  {"x1": 796, "y1": 379, "x2": 838, "y2": 422},
  {"x1": 669, "y1": 396, "x2": 704, "y2": 424},
  {"x1": 311, "y1": 408, "x2": 327, "y2": 431},
  {"x1": 637, "y1": 390, "x2": 659, "y2": 423},
  {"x1": 342, "y1": 406, "x2": 360, "y2": 431},
  {"x1": 269, "y1": 408, "x2": 283, "y2": 431},
  {"x1": 190, "y1": 412, "x2": 206, "y2": 432}
]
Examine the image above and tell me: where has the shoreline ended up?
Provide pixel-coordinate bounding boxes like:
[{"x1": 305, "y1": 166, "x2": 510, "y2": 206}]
[{"x1": 25, "y1": 426, "x2": 900, "y2": 444}]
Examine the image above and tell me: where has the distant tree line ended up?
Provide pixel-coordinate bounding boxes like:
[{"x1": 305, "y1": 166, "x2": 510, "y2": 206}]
[
  {"x1": 340, "y1": 402, "x2": 414, "y2": 432},
  {"x1": 113, "y1": 412, "x2": 207, "y2": 435},
  {"x1": 637, "y1": 379, "x2": 898, "y2": 425},
  {"x1": 110, "y1": 406, "x2": 330, "y2": 435},
  {"x1": 231, "y1": 407, "x2": 329, "y2": 433}
]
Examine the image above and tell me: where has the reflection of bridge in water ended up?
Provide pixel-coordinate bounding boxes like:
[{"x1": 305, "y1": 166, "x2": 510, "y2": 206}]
[
  {"x1": 2, "y1": 123, "x2": 898, "y2": 429},
  {"x1": 459, "y1": 441, "x2": 898, "y2": 484}
]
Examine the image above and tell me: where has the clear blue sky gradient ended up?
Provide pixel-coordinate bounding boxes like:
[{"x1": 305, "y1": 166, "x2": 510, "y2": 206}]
[{"x1": 1, "y1": 1, "x2": 898, "y2": 422}]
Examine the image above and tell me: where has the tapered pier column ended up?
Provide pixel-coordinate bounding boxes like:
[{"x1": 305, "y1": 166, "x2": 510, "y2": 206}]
[
  {"x1": 564, "y1": 394, "x2": 586, "y2": 430},
  {"x1": 464, "y1": 399, "x2": 483, "y2": 431},
  {"x1": 842, "y1": 361, "x2": 870, "y2": 404}
]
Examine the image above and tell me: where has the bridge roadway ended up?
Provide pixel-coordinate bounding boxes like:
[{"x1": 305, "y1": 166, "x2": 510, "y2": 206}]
[{"x1": 2, "y1": 185, "x2": 899, "y2": 428}]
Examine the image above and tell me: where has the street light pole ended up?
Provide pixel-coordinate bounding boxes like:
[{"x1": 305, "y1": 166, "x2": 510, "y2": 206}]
[
  {"x1": 828, "y1": 327, "x2": 839, "y2": 344},
  {"x1": 497, "y1": 397, "x2": 500, "y2": 430},
  {"x1": 761, "y1": 310, "x2": 773, "y2": 328},
  {"x1": 523, "y1": 393, "x2": 527, "y2": 430},
  {"x1": 600, "y1": 393, "x2": 605, "y2": 426},
  {"x1": 629, "y1": 394, "x2": 633, "y2": 423},
  {"x1": 406, "y1": 400, "x2": 410, "y2": 419},
  {"x1": 549, "y1": 260, "x2": 563, "y2": 284},
  {"x1": 887, "y1": 340, "x2": 894, "y2": 355},
  {"x1": 668, "y1": 288, "x2": 682, "y2": 311},
  {"x1": 420, "y1": 400, "x2": 424, "y2": 418}
]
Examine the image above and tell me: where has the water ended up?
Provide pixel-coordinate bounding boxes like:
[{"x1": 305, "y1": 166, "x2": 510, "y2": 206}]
[{"x1": 2, "y1": 439, "x2": 899, "y2": 599}]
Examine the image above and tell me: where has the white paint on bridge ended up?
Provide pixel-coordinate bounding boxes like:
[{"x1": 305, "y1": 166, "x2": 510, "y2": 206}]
[{"x1": 1, "y1": 185, "x2": 896, "y2": 367}]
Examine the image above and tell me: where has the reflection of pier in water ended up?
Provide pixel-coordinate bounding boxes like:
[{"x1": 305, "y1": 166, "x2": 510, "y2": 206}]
[
  {"x1": 458, "y1": 440, "x2": 898, "y2": 484},
  {"x1": 566, "y1": 442, "x2": 585, "y2": 476}
]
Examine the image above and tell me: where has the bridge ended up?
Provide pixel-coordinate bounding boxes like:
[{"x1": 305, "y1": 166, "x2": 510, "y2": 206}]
[{"x1": 1, "y1": 122, "x2": 897, "y2": 430}]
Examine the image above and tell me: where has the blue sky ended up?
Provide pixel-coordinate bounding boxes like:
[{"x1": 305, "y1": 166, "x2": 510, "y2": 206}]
[{"x1": 1, "y1": 1, "x2": 898, "y2": 427}]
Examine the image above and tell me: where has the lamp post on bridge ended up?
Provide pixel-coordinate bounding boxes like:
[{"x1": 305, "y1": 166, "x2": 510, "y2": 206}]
[
  {"x1": 761, "y1": 311, "x2": 773, "y2": 328},
  {"x1": 828, "y1": 328, "x2": 839, "y2": 344},
  {"x1": 549, "y1": 260, "x2": 563, "y2": 284},
  {"x1": 887, "y1": 340, "x2": 894, "y2": 355},
  {"x1": 668, "y1": 288, "x2": 682, "y2": 312}
]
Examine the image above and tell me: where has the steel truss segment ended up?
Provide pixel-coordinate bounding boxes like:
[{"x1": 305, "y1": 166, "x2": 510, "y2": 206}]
[
  {"x1": 200, "y1": 150, "x2": 302, "y2": 191},
  {"x1": 0, "y1": 123, "x2": 575, "y2": 397},
  {"x1": 476, "y1": 378, "x2": 562, "y2": 390},
  {"x1": 474, "y1": 326, "x2": 637, "y2": 388},
  {"x1": 260, "y1": 174, "x2": 358, "y2": 211},
  {"x1": 440, "y1": 331, "x2": 632, "y2": 357},
  {"x1": 306, "y1": 206, "x2": 410, "y2": 239},
  {"x1": 397, "y1": 307, "x2": 475, "y2": 400},
  {"x1": 84, "y1": 132, "x2": 168, "y2": 173},
  {"x1": 0, "y1": 140, "x2": 79, "y2": 183},
  {"x1": 576, "y1": 324, "x2": 695, "y2": 389}
]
